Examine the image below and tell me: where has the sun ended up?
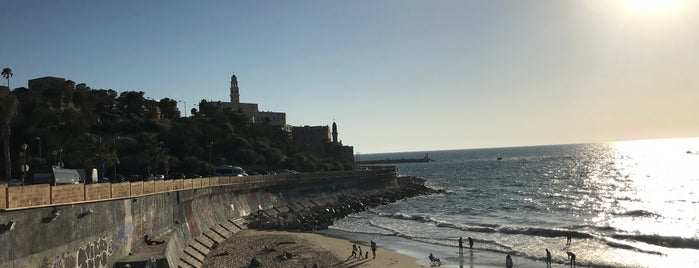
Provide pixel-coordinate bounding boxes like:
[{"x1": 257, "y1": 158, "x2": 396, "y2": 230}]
[{"x1": 623, "y1": 0, "x2": 685, "y2": 13}]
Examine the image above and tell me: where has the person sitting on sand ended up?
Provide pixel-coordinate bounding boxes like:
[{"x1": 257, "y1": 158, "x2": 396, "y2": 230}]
[
  {"x1": 365, "y1": 252, "x2": 369, "y2": 259},
  {"x1": 506, "y1": 254, "x2": 513, "y2": 268},
  {"x1": 566, "y1": 251, "x2": 576, "y2": 268},
  {"x1": 429, "y1": 253, "x2": 441, "y2": 266}
]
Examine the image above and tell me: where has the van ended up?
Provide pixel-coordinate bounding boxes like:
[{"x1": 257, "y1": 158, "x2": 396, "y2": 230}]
[
  {"x1": 31, "y1": 167, "x2": 83, "y2": 186},
  {"x1": 211, "y1": 165, "x2": 248, "y2": 177}
]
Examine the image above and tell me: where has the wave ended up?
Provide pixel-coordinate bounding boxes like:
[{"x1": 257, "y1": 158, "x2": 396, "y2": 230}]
[
  {"x1": 380, "y1": 212, "x2": 433, "y2": 222},
  {"x1": 603, "y1": 239, "x2": 664, "y2": 255},
  {"x1": 612, "y1": 209, "x2": 661, "y2": 218},
  {"x1": 612, "y1": 234, "x2": 699, "y2": 250}
]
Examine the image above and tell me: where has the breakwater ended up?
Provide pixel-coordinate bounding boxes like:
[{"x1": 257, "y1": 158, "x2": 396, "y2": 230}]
[
  {"x1": 245, "y1": 176, "x2": 444, "y2": 231},
  {"x1": 0, "y1": 167, "x2": 398, "y2": 268}
]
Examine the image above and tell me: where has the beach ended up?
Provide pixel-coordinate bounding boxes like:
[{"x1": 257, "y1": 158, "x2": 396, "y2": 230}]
[{"x1": 202, "y1": 229, "x2": 421, "y2": 268}]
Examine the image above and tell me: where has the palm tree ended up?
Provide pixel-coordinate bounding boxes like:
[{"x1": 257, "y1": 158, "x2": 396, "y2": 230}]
[
  {"x1": 1, "y1": 68, "x2": 12, "y2": 88},
  {"x1": 0, "y1": 94, "x2": 18, "y2": 182}
]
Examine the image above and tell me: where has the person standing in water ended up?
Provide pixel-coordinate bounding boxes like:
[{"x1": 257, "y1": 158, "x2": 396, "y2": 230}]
[
  {"x1": 468, "y1": 237, "x2": 474, "y2": 249},
  {"x1": 458, "y1": 237, "x2": 464, "y2": 253},
  {"x1": 566, "y1": 251, "x2": 576, "y2": 268},
  {"x1": 545, "y1": 248, "x2": 552, "y2": 268},
  {"x1": 505, "y1": 254, "x2": 513, "y2": 268}
]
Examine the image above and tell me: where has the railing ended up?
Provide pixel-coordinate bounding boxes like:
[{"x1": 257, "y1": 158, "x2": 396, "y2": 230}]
[{"x1": 0, "y1": 167, "x2": 397, "y2": 210}]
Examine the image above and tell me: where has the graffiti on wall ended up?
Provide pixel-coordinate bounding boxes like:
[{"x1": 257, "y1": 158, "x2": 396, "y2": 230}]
[
  {"x1": 77, "y1": 238, "x2": 113, "y2": 268},
  {"x1": 40, "y1": 251, "x2": 76, "y2": 268},
  {"x1": 37, "y1": 221, "x2": 133, "y2": 268},
  {"x1": 111, "y1": 222, "x2": 133, "y2": 253}
]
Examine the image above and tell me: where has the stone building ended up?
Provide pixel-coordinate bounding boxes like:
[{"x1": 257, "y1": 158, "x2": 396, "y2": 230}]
[
  {"x1": 216, "y1": 74, "x2": 287, "y2": 127},
  {"x1": 28, "y1": 76, "x2": 66, "y2": 92},
  {"x1": 292, "y1": 122, "x2": 354, "y2": 162}
]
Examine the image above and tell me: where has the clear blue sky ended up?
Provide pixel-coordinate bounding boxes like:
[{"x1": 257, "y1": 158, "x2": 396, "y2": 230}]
[{"x1": 2, "y1": 0, "x2": 698, "y2": 153}]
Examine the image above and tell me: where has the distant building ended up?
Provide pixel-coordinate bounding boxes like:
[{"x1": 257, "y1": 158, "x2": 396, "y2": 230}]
[
  {"x1": 292, "y1": 125, "x2": 331, "y2": 147},
  {"x1": 216, "y1": 74, "x2": 287, "y2": 126},
  {"x1": 28, "y1": 76, "x2": 66, "y2": 92},
  {"x1": 292, "y1": 122, "x2": 355, "y2": 162}
]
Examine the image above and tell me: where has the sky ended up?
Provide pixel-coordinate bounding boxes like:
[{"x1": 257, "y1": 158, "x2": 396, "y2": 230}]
[{"x1": 1, "y1": 0, "x2": 698, "y2": 153}]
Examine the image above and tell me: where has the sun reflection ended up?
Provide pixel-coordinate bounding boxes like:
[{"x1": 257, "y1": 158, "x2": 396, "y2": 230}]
[{"x1": 606, "y1": 138, "x2": 699, "y2": 238}]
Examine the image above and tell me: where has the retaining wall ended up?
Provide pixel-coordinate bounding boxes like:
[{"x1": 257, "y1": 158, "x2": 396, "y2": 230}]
[{"x1": 0, "y1": 167, "x2": 398, "y2": 267}]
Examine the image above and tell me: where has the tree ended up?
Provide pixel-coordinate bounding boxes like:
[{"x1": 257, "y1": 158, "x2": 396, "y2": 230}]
[
  {"x1": 1, "y1": 68, "x2": 12, "y2": 88},
  {"x1": 0, "y1": 94, "x2": 18, "y2": 182}
]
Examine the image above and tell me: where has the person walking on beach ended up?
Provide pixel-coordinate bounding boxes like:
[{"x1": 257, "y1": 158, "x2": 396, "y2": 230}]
[
  {"x1": 505, "y1": 254, "x2": 513, "y2": 268},
  {"x1": 358, "y1": 246, "x2": 363, "y2": 258},
  {"x1": 545, "y1": 248, "x2": 552, "y2": 268},
  {"x1": 566, "y1": 251, "x2": 576, "y2": 268},
  {"x1": 371, "y1": 240, "x2": 377, "y2": 258},
  {"x1": 458, "y1": 237, "x2": 464, "y2": 253},
  {"x1": 349, "y1": 244, "x2": 357, "y2": 259},
  {"x1": 468, "y1": 237, "x2": 474, "y2": 249}
]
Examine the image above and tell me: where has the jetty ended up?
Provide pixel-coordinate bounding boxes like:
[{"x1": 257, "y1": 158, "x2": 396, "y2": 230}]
[{"x1": 358, "y1": 153, "x2": 433, "y2": 165}]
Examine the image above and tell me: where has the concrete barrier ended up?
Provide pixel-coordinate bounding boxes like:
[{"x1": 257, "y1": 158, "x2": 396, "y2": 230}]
[
  {"x1": 0, "y1": 185, "x2": 7, "y2": 209},
  {"x1": 112, "y1": 182, "x2": 131, "y2": 198},
  {"x1": 7, "y1": 184, "x2": 50, "y2": 208},
  {"x1": 86, "y1": 183, "x2": 111, "y2": 201},
  {"x1": 0, "y1": 168, "x2": 399, "y2": 268},
  {"x1": 51, "y1": 184, "x2": 84, "y2": 204}
]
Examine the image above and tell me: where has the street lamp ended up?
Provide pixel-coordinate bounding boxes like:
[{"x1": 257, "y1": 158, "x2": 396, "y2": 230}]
[
  {"x1": 113, "y1": 136, "x2": 120, "y2": 178},
  {"x1": 20, "y1": 144, "x2": 28, "y2": 184},
  {"x1": 35, "y1": 137, "x2": 41, "y2": 163},
  {"x1": 209, "y1": 141, "x2": 213, "y2": 167}
]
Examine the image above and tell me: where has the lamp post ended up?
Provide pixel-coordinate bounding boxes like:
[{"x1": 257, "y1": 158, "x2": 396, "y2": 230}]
[
  {"x1": 113, "y1": 136, "x2": 120, "y2": 178},
  {"x1": 209, "y1": 141, "x2": 213, "y2": 167},
  {"x1": 35, "y1": 137, "x2": 41, "y2": 163},
  {"x1": 57, "y1": 148, "x2": 63, "y2": 167},
  {"x1": 20, "y1": 144, "x2": 28, "y2": 184}
]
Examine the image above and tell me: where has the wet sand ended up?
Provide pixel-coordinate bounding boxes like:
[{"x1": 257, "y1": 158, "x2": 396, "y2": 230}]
[{"x1": 202, "y1": 229, "x2": 421, "y2": 268}]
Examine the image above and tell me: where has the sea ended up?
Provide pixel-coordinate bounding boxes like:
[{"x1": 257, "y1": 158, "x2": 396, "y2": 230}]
[{"x1": 319, "y1": 138, "x2": 699, "y2": 268}]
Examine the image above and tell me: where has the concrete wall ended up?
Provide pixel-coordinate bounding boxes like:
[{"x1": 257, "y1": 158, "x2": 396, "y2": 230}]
[{"x1": 0, "y1": 168, "x2": 397, "y2": 268}]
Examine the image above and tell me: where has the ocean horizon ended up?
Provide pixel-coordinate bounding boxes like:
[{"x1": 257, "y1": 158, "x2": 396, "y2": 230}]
[{"x1": 325, "y1": 137, "x2": 699, "y2": 267}]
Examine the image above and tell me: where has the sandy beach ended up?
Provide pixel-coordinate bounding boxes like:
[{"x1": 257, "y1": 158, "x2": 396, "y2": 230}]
[{"x1": 202, "y1": 229, "x2": 421, "y2": 268}]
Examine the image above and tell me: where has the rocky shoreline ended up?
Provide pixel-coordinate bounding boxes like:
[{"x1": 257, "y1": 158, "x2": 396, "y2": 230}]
[{"x1": 245, "y1": 176, "x2": 444, "y2": 231}]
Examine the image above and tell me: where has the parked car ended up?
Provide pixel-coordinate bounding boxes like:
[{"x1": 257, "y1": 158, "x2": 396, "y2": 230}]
[
  {"x1": 211, "y1": 165, "x2": 248, "y2": 177},
  {"x1": 276, "y1": 169, "x2": 299, "y2": 174},
  {"x1": 1, "y1": 179, "x2": 25, "y2": 187},
  {"x1": 186, "y1": 173, "x2": 202, "y2": 179},
  {"x1": 108, "y1": 174, "x2": 126, "y2": 183},
  {"x1": 168, "y1": 172, "x2": 186, "y2": 179},
  {"x1": 126, "y1": 174, "x2": 143, "y2": 182}
]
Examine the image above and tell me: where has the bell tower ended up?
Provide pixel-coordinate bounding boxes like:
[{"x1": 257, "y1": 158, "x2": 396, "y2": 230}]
[
  {"x1": 332, "y1": 121, "x2": 339, "y2": 143},
  {"x1": 230, "y1": 74, "x2": 240, "y2": 105}
]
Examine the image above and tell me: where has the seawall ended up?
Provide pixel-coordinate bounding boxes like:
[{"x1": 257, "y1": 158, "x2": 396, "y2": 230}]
[{"x1": 0, "y1": 167, "x2": 398, "y2": 268}]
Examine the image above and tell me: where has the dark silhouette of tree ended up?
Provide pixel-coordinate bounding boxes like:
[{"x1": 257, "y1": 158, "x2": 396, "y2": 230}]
[
  {"x1": 4, "y1": 78, "x2": 353, "y2": 180},
  {"x1": 1, "y1": 68, "x2": 12, "y2": 88}
]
